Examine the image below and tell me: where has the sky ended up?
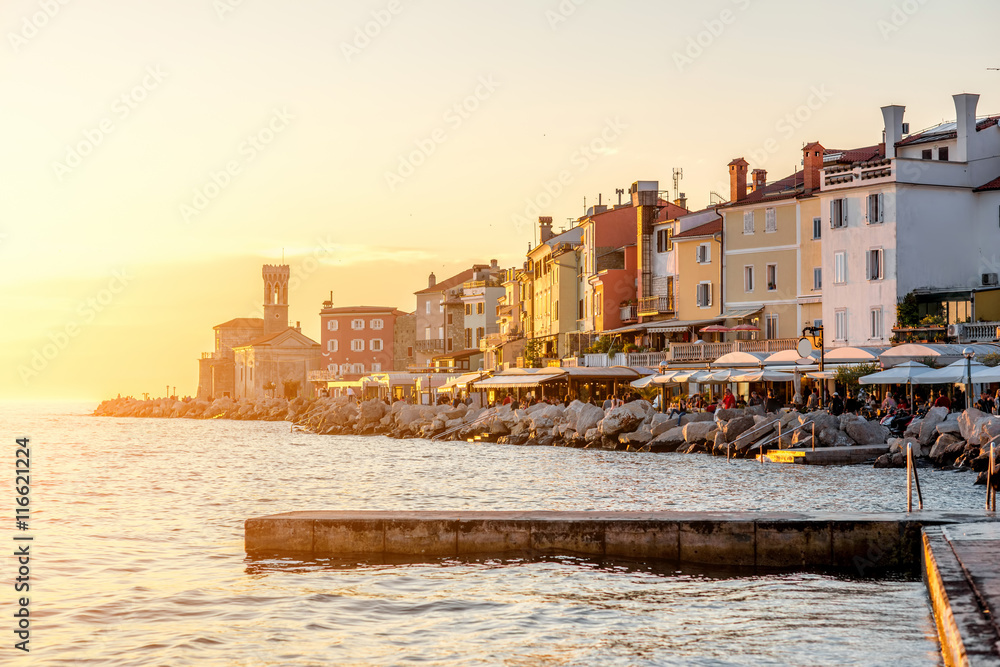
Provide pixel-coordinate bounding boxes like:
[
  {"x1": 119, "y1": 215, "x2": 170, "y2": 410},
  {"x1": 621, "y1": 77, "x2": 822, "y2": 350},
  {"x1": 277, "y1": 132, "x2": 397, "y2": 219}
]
[{"x1": 2, "y1": 0, "x2": 999, "y2": 400}]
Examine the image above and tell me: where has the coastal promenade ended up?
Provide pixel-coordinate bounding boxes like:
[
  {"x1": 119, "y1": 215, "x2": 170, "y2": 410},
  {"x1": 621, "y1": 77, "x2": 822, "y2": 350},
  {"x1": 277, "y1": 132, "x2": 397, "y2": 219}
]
[{"x1": 247, "y1": 510, "x2": 1000, "y2": 664}]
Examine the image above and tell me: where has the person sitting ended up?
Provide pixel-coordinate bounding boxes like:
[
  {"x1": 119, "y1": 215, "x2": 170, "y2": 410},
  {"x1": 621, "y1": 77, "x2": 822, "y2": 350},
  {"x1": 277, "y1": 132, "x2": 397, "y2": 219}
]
[
  {"x1": 977, "y1": 391, "x2": 995, "y2": 414},
  {"x1": 749, "y1": 390, "x2": 764, "y2": 407},
  {"x1": 830, "y1": 391, "x2": 844, "y2": 416},
  {"x1": 721, "y1": 388, "x2": 736, "y2": 410},
  {"x1": 666, "y1": 398, "x2": 687, "y2": 425},
  {"x1": 881, "y1": 393, "x2": 897, "y2": 412},
  {"x1": 933, "y1": 391, "x2": 951, "y2": 411}
]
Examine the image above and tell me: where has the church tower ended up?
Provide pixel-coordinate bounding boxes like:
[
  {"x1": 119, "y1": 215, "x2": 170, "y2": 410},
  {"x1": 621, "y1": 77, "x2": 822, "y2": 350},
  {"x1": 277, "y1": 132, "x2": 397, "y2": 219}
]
[{"x1": 262, "y1": 264, "x2": 290, "y2": 335}]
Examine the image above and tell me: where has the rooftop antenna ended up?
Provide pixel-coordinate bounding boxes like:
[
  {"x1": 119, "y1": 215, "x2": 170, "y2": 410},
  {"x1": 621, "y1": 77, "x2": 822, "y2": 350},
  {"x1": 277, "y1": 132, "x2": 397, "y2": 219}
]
[
  {"x1": 672, "y1": 167, "x2": 684, "y2": 200},
  {"x1": 615, "y1": 188, "x2": 625, "y2": 205},
  {"x1": 281, "y1": 247, "x2": 284, "y2": 264}
]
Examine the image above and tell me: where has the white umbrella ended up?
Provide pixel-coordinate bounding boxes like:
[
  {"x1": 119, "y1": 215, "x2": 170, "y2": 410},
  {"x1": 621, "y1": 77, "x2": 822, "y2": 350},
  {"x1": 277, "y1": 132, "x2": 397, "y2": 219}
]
[
  {"x1": 972, "y1": 365, "x2": 1000, "y2": 383},
  {"x1": 672, "y1": 369, "x2": 714, "y2": 383},
  {"x1": 730, "y1": 369, "x2": 795, "y2": 382},
  {"x1": 860, "y1": 360, "x2": 932, "y2": 407},
  {"x1": 911, "y1": 358, "x2": 987, "y2": 385},
  {"x1": 707, "y1": 368, "x2": 745, "y2": 382}
]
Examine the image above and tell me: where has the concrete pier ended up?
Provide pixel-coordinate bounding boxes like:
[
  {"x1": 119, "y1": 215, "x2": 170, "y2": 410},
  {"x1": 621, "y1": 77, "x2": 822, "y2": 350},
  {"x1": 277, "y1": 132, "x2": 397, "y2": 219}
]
[{"x1": 763, "y1": 444, "x2": 890, "y2": 465}]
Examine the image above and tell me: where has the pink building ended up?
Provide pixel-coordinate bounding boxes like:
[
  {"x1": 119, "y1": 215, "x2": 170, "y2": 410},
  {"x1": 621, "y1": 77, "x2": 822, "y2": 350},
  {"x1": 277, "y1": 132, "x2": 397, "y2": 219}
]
[{"x1": 318, "y1": 303, "x2": 407, "y2": 379}]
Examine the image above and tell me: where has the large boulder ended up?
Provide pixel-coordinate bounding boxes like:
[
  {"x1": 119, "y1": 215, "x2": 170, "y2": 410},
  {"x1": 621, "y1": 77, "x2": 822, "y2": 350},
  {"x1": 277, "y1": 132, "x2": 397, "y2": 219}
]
[
  {"x1": 647, "y1": 426, "x2": 686, "y2": 453},
  {"x1": 903, "y1": 417, "x2": 922, "y2": 440},
  {"x1": 959, "y1": 409, "x2": 988, "y2": 441},
  {"x1": 971, "y1": 415, "x2": 1000, "y2": 447},
  {"x1": 680, "y1": 412, "x2": 715, "y2": 425},
  {"x1": 574, "y1": 403, "x2": 606, "y2": 435},
  {"x1": 683, "y1": 421, "x2": 718, "y2": 444},
  {"x1": 722, "y1": 415, "x2": 755, "y2": 443},
  {"x1": 843, "y1": 416, "x2": 890, "y2": 446},
  {"x1": 808, "y1": 411, "x2": 840, "y2": 435},
  {"x1": 918, "y1": 406, "x2": 949, "y2": 445},
  {"x1": 936, "y1": 420, "x2": 962, "y2": 436},
  {"x1": 714, "y1": 408, "x2": 745, "y2": 422},
  {"x1": 619, "y1": 430, "x2": 653, "y2": 446},
  {"x1": 929, "y1": 433, "x2": 966, "y2": 465},
  {"x1": 599, "y1": 404, "x2": 644, "y2": 437}
]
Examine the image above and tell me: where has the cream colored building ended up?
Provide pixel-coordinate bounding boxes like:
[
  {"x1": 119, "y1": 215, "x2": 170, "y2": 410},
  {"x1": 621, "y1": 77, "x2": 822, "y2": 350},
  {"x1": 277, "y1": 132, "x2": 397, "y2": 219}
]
[
  {"x1": 526, "y1": 219, "x2": 583, "y2": 360},
  {"x1": 673, "y1": 217, "x2": 723, "y2": 323}
]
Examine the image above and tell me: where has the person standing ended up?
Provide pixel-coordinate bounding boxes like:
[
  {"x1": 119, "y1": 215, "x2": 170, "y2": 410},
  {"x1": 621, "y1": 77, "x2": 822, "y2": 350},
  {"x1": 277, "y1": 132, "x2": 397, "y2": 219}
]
[
  {"x1": 722, "y1": 388, "x2": 736, "y2": 410},
  {"x1": 764, "y1": 389, "x2": 782, "y2": 414},
  {"x1": 830, "y1": 392, "x2": 844, "y2": 416}
]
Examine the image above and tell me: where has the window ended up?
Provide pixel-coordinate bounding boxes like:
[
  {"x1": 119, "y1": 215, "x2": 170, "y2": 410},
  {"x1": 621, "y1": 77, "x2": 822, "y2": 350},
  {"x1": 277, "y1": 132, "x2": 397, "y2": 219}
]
[
  {"x1": 370, "y1": 338, "x2": 383, "y2": 352},
  {"x1": 938, "y1": 146, "x2": 949, "y2": 161},
  {"x1": 327, "y1": 339, "x2": 338, "y2": 353},
  {"x1": 834, "y1": 251, "x2": 847, "y2": 284},
  {"x1": 696, "y1": 282, "x2": 712, "y2": 307},
  {"x1": 870, "y1": 307, "x2": 883, "y2": 340},
  {"x1": 830, "y1": 198, "x2": 847, "y2": 228},
  {"x1": 922, "y1": 149, "x2": 932, "y2": 160},
  {"x1": 813, "y1": 267, "x2": 822, "y2": 290},
  {"x1": 327, "y1": 320, "x2": 339, "y2": 331},
  {"x1": 447, "y1": 339, "x2": 453, "y2": 351},
  {"x1": 339, "y1": 363, "x2": 350, "y2": 375},
  {"x1": 352, "y1": 363, "x2": 365, "y2": 374},
  {"x1": 351, "y1": 339, "x2": 364, "y2": 352},
  {"x1": 425, "y1": 301, "x2": 431, "y2": 315},
  {"x1": 465, "y1": 303, "x2": 472, "y2": 316},
  {"x1": 371, "y1": 319, "x2": 384, "y2": 330},
  {"x1": 438, "y1": 326, "x2": 444, "y2": 339},
  {"x1": 766, "y1": 263, "x2": 777, "y2": 291},
  {"x1": 656, "y1": 228, "x2": 673, "y2": 253},
  {"x1": 743, "y1": 210, "x2": 754, "y2": 234},
  {"x1": 696, "y1": 243, "x2": 711, "y2": 264},
  {"x1": 327, "y1": 363, "x2": 336, "y2": 373},
  {"x1": 765, "y1": 207, "x2": 777, "y2": 233},
  {"x1": 371, "y1": 363, "x2": 382, "y2": 373},
  {"x1": 476, "y1": 327, "x2": 484, "y2": 342},
  {"x1": 744, "y1": 265, "x2": 754, "y2": 292},
  {"x1": 866, "y1": 248, "x2": 884, "y2": 281},
  {"x1": 406, "y1": 346, "x2": 413, "y2": 357},
  {"x1": 812, "y1": 217, "x2": 821, "y2": 239},
  {"x1": 351, "y1": 318, "x2": 364, "y2": 330},
  {"x1": 424, "y1": 326, "x2": 431, "y2": 340},
  {"x1": 765, "y1": 313, "x2": 779, "y2": 339},
  {"x1": 835, "y1": 309, "x2": 848, "y2": 341},
  {"x1": 447, "y1": 313, "x2": 453, "y2": 325},
  {"x1": 554, "y1": 301, "x2": 559, "y2": 320},
  {"x1": 866, "y1": 193, "x2": 884, "y2": 224},
  {"x1": 477, "y1": 302, "x2": 484, "y2": 315},
  {"x1": 578, "y1": 298, "x2": 584, "y2": 320},
  {"x1": 465, "y1": 329, "x2": 472, "y2": 349}
]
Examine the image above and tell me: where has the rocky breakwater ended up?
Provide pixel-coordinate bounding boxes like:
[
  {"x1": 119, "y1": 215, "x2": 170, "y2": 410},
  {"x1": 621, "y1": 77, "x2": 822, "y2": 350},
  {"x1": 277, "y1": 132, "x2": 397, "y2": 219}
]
[
  {"x1": 92, "y1": 395, "x2": 312, "y2": 422},
  {"x1": 873, "y1": 407, "x2": 1000, "y2": 483}
]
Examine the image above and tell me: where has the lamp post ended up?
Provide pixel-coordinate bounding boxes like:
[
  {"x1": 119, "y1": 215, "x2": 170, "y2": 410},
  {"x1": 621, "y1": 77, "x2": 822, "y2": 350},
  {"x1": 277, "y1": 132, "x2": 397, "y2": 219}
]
[
  {"x1": 800, "y1": 325, "x2": 825, "y2": 408},
  {"x1": 964, "y1": 347, "x2": 975, "y2": 411}
]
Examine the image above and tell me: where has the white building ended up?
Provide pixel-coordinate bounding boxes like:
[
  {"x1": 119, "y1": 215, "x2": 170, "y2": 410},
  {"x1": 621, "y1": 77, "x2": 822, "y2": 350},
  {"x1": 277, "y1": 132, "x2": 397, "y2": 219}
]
[{"x1": 820, "y1": 93, "x2": 1000, "y2": 347}]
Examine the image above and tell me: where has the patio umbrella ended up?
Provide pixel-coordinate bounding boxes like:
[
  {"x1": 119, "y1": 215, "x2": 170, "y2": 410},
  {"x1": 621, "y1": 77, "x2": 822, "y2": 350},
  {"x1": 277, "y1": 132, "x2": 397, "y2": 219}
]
[
  {"x1": 629, "y1": 374, "x2": 658, "y2": 389},
  {"x1": 972, "y1": 365, "x2": 1000, "y2": 383},
  {"x1": 859, "y1": 360, "x2": 931, "y2": 407},
  {"x1": 707, "y1": 368, "x2": 744, "y2": 382},
  {"x1": 671, "y1": 369, "x2": 715, "y2": 383},
  {"x1": 699, "y1": 324, "x2": 731, "y2": 333},
  {"x1": 731, "y1": 369, "x2": 795, "y2": 383},
  {"x1": 911, "y1": 359, "x2": 987, "y2": 385},
  {"x1": 730, "y1": 323, "x2": 760, "y2": 332}
]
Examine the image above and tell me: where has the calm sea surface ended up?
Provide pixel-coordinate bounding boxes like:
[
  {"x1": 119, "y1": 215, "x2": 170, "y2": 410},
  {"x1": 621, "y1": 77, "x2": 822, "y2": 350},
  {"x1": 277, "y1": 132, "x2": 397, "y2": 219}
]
[{"x1": 5, "y1": 402, "x2": 984, "y2": 665}]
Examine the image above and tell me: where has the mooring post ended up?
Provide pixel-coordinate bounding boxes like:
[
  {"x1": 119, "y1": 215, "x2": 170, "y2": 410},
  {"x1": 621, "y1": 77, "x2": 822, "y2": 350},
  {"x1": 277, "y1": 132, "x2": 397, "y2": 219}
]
[
  {"x1": 811, "y1": 422, "x2": 815, "y2": 452},
  {"x1": 988, "y1": 443, "x2": 996, "y2": 512},
  {"x1": 906, "y1": 442, "x2": 913, "y2": 513},
  {"x1": 777, "y1": 422, "x2": 782, "y2": 450}
]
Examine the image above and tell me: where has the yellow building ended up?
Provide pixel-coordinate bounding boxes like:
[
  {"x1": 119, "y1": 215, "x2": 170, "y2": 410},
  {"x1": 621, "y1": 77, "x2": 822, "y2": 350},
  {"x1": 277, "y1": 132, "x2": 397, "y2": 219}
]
[
  {"x1": 673, "y1": 216, "x2": 723, "y2": 323},
  {"x1": 526, "y1": 218, "x2": 583, "y2": 361},
  {"x1": 721, "y1": 146, "x2": 827, "y2": 339}
]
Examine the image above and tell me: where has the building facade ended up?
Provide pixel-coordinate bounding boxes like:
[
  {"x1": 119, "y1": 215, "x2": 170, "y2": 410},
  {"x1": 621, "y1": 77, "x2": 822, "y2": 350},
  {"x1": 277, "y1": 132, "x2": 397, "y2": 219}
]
[{"x1": 318, "y1": 303, "x2": 407, "y2": 378}]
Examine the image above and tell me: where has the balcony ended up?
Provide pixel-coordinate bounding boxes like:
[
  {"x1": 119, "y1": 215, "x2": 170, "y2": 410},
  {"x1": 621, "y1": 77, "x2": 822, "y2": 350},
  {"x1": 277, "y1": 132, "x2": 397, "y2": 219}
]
[
  {"x1": 308, "y1": 370, "x2": 337, "y2": 382},
  {"x1": 823, "y1": 158, "x2": 893, "y2": 190},
  {"x1": 415, "y1": 338, "x2": 445, "y2": 353},
  {"x1": 669, "y1": 338, "x2": 798, "y2": 363},
  {"x1": 619, "y1": 305, "x2": 638, "y2": 322},
  {"x1": 950, "y1": 321, "x2": 1000, "y2": 343},
  {"x1": 201, "y1": 352, "x2": 214, "y2": 359},
  {"x1": 637, "y1": 295, "x2": 675, "y2": 317},
  {"x1": 583, "y1": 351, "x2": 669, "y2": 368}
]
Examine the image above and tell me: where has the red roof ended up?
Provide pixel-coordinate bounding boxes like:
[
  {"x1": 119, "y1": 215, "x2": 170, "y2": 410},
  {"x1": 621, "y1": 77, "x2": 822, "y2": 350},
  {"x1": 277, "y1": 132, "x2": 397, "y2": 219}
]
[
  {"x1": 673, "y1": 219, "x2": 722, "y2": 239},
  {"x1": 897, "y1": 117, "x2": 1000, "y2": 147},
  {"x1": 830, "y1": 143, "x2": 885, "y2": 165},
  {"x1": 414, "y1": 268, "x2": 479, "y2": 295},
  {"x1": 432, "y1": 349, "x2": 482, "y2": 360},
  {"x1": 214, "y1": 317, "x2": 263, "y2": 330},
  {"x1": 974, "y1": 175, "x2": 1000, "y2": 192}
]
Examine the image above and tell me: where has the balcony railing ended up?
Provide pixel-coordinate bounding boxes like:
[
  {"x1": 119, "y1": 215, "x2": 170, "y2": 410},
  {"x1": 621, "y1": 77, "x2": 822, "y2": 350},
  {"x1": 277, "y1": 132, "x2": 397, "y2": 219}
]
[
  {"x1": 669, "y1": 338, "x2": 798, "y2": 362},
  {"x1": 637, "y1": 295, "x2": 675, "y2": 317},
  {"x1": 201, "y1": 352, "x2": 214, "y2": 359},
  {"x1": 949, "y1": 321, "x2": 1000, "y2": 343},
  {"x1": 620, "y1": 305, "x2": 638, "y2": 322},
  {"x1": 308, "y1": 370, "x2": 337, "y2": 382},
  {"x1": 582, "y1": 351, "x2": 669, "y2": 368},
  {"x1": 415, "y1": 338, "x2": 445, "y2": 352}
]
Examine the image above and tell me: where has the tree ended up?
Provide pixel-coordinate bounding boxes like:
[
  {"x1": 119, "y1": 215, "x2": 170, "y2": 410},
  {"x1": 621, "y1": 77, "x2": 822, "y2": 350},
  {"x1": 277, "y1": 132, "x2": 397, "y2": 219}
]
[
  {"x1": 896, "y1": 291, "x2": 920, "y2": 328},
  {"x1": 522, "y1": 339, "x2": 543, "y2": 368},
  {"x1": 834, "y1": 362, "x2": 881, "y2": 396},
  {"x1": 981, "y1": 353, "x2": 1000, "y2": 368}
]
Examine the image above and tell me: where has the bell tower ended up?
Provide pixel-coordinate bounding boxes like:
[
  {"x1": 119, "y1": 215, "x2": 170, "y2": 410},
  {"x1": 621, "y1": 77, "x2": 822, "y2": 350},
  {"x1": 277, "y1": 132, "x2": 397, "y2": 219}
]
[{"x1": 262, "y1": 264, "x2": 290, "y2": 335}]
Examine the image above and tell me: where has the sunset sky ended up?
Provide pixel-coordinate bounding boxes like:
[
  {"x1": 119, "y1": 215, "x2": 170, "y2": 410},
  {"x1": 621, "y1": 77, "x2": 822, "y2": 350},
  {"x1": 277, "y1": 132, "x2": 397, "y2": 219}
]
[{"x1": 2, "y1": 0, "x2": 999, "y2": 400}]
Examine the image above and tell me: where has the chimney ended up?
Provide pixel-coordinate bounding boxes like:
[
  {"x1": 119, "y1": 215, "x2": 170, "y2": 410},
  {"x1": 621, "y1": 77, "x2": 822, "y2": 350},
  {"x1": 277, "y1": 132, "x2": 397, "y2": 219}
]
[
  {"x1": 428, "y1": 272, "x2": 436, "y2": 289},
  {"x1": 674, "y1": 193, "x2": 687, "y2": 211},
  {"x1": 954, "y1": 93, "x2": 980, "y2": 162},
  {"x1": 751, "y1": 169, "x2": 767, "y2": 192},
  {"x1": 490, "y1": 258, "x2": 498, "y2": 269},
  {"x1": 802, "y1": 142, "x2": 824, "y2": 192},
  {"x1": 728, "y1": 158, "x2": 749, "y2": 202},
  {"x1": 295, "y1": 321, "x2": 301, "y2": 332},
  {"x1": 630, "y1": 181, "x2": 658, "y2": 207},
  {"x1": 539, "y1": 216, "x2": 554, "y2": 244},
  {"x1": 881, "y1": 105, "x2": 906, "y2": 159}
]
